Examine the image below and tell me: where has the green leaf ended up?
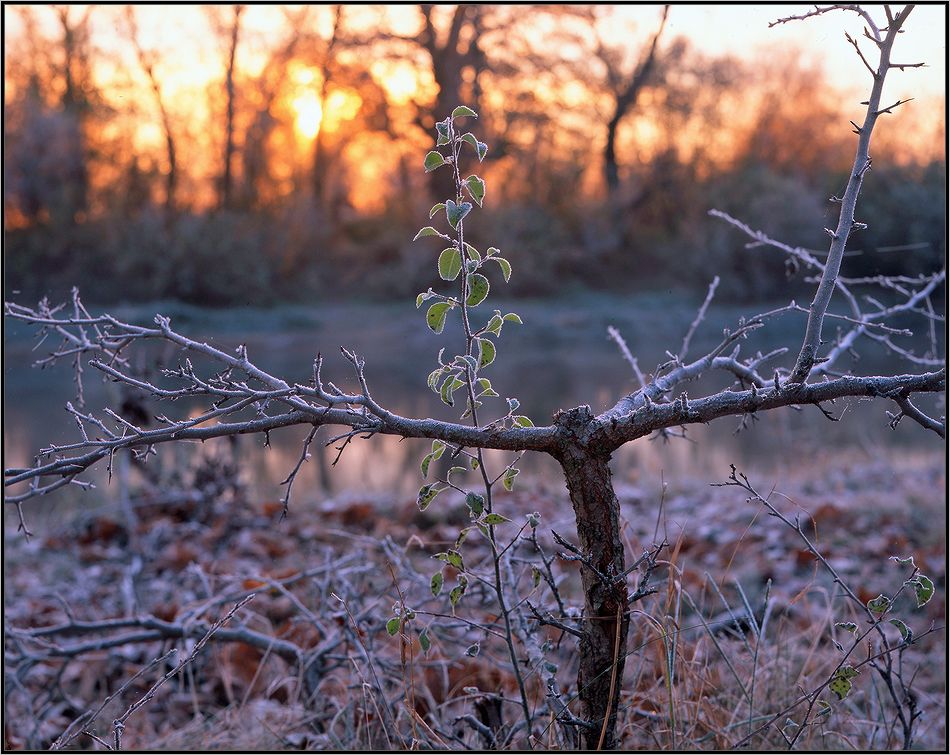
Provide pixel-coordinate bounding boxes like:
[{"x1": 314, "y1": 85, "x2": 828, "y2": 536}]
[
  {"x1": 455, "y1": 527, "x2": 472, "y2": 549},
  {"x1": 836, "y1": 665, "x2": 859, "y2": 680},
  {"x1": 427, "y1": 368, "x2": 444, "y2": 391},
  {"x1": 464, "y1": 175, "x2": 486, "y2": 207},
  {"x1": 465, "y1": 642, "x2": 480, "y2": 657},
  {"x1": 419, "y1": 628, "x2": 431, "y2": 653},
  {"x1": 435, "y1": 119, "x2": 451, "y2": 146},
  {"x1": 503, "y1": 467, "x2": 519, "y2": 491},
  {"x1": 431, "y1": 571, "x2": 444, "y2": 597},
  {"x1": 429, "y1": 202, "x2": 446, "y2": 219},
  {"x1": 486, "y1": 314, "x2": 503, "y2": 336},
  {"x1": 532, "y1": 567, "x2": 542, "y2": 588},
  {"x1": 834, "y1": 622, "x2": 858, "y2": 634},
  {"x1": 448, "y1": 466, "x2": 466, "y2": 479},
  {"x1": 907, "y1": 574, "x2": 934, "y2": 607},
  {"x1": 417, "y1": 484, "x2": 440, "y2": 510},
  {"x1": 446, "y1": 199, "x2": 472, "y2": 229},
  {"x1": 438, "y1": 248, "x2": 462, "y2": 281},
  {"x1": 493, "y1": 257, "x2": 512, "y2": 282},
  {"x1": 889, "y1": 618, "x2": 913, "y2": 642},
  {"x1": 465, "y1": 492, "x2": 484, "y2": 517},
  {"x1": 470, "y1": 457, "x2": 479, "y2": 470},
  {"x1": 817, "y1": 699, "x2": 832, "y2": 718},
  {"x1": 452, "y1": 105, "x2": 478, "y2": 119},
  {"x1": 426, "y1": 302, "x2": 452, "y2": 334},
  {"x1": 512, "y1": 415, "x2": 534, "y2": 427},
  {"x1": 416, "y1": 290, "x2": 436, "y2": 308},
  {"x1": 449, "y1": 585, "x2": 465, "y2": 607},
  {"x1": 458, "y1": 132, "x2": 487, "y2": 161},
  {"x1": 440, "y1": 375, "x2": 465, "y2": 406},
  {"x1": 420, "y1": 453, "x2": 434, "y2": 478},
  {"x1": 424, "y1": 151, "x2": 447, "y2": 172},
  {"x1": 867, "y1": 594, "x2": 891, "y2": 614},
  {"x1": 466, "y1": 273, "x2": 489, "y2": 306},
  {"x1": 503, "y1": 312, "x2": 523, "y2": 324},
  {"x1": 486, "y1": 247, "x2": 499, "y2": 256},
  {"x1": 431, "y1": 440, "x2": 446, "y2": 459},
  {"x1": 446, "y1": 550, "x2": 464, "y2": 570},
  {"x1": 462, "y1": 242, "x2": 481, "y2": 262},
  {"x1": 483, "y1": 513, "x2": 510, "y2": 525},
  {"x1": 413, "y1": 226, "x2": 440, "y2": 241},
  {"x1": 829, "y1": 674, "x2": 853, "y2": 700},
  {"x1": 386, "y1": 617, "x2": 401, "y2": 636},
  {"x1": 477, "y1": 338, "x2": 496, "y2": 369}
]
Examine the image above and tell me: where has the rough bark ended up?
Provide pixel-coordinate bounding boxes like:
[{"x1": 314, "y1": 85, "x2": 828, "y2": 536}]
[{"x1": 554, "y1": 406, "x2": 629, "y2": 750}]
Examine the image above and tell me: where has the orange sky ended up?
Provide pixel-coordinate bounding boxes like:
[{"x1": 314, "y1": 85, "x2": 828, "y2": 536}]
[
  {"x1": 4, "y1": 4, "x2": 945, "y2": 100},
  {"x1": 3, "y1": 4, "x2": 945, "y2": 210}
]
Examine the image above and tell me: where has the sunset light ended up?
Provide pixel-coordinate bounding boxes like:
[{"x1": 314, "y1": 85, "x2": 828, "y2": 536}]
[
  {"x1": 292, "y1": 91, "x2": 322, "y2": 140},
  {"x1": 2, "y1": 6, "x2": 946, "y2": 750}
]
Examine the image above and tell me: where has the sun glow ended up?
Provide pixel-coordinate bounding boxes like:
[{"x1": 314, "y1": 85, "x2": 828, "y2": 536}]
[{"x1": 292, "y1": 91, "x2": 323, "y2": 140}]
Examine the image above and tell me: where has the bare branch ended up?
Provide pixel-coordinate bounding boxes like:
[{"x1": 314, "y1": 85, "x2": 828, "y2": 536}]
[
  {"x1": 679, "y1": 276, "x2": 720, "y2": 360},
  {"x1": 787, "y1": 6, "x2": 915, "y2": 382}
]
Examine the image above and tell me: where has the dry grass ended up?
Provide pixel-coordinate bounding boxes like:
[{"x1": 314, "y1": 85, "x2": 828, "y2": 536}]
[{"x1": 3, "y1": 445, "x2": 944, "y2": 750}]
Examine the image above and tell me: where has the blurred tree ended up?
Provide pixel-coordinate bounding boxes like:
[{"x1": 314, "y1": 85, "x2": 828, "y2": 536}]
[
  {"x1": 122, "y1": 7, "x2": 178, "y2": 217},
  {"x1": 207, "y1": 5, "x2": 245, "y2": 210},
  {"x1": 595, "y1": 5, "x2": 670, "y2": 196}
]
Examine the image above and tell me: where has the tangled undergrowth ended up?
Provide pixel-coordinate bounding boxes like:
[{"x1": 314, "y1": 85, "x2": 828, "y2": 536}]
[{"x1": 4, "y1": 442, "x2": 944, "y2": 750}]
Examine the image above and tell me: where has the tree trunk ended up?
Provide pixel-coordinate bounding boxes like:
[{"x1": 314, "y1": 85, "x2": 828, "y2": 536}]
[
  {"x1": 554, "y1": 406, "x2": 629, "y2": 750},
  {"x1": 220, "y1": 6, "x2": 243, "y2": 209}
]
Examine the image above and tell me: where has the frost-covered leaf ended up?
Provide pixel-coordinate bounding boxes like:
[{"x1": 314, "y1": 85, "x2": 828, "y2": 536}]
[
  {"x1": 503, "y1": 467, "x2": 519, "y2": 491},
  {"x1": 466, "y1": 273, "x2": 489, "y2": 306},
  {"x1": 417, "y1": 484, "x2": 440, "y2": 510},
  {"x1": 465, "y1": 175, "x2": 486, "y2": 207},
  {"x1": 413, "y1": 226, "x2": 441, "y2": 241},
  {"x1": 416, "y1": 289, "x2": 436, "y2": 308},
  {"x1": 452, "y1": 105, "x2": 478, "y2": 119},
  {"x1": 386, "y1": 617, "x2": 401, "y2": 636},
  {"x1": 446, "y1": 550, "x2": 464, "y2": 570},
  {"x1": 889, "y1": 618, "x2": 913, "y2": 643},
  {"x1": 906, "y1": 574, "x2": 934, "y2": 607},
  {"x1": 483, "y1": 513, "x2": 510, "y2": 525},
  {"x1": 431, "y1": 571, "x2": 444, "y2": 597},
  {"x1": 834, "y1": 622, "x2": 858, "y2": 635},
  {"x1": 465, "y1": 492, "x2": 484, "y2": 517},
  {"x1": 426, "y1": 302, "x2": 452, "y2": 334},
  {"x1": 477, "y1": 338, "x2": 495, "y2": 369},
  {"x1": 446, "y1": 199, "x2": 472, "y2": 229},
  {"x1": 493, "y1": 257, "x2": 512, "y2": 282},
  {"x1": 424, "y1": 151, "x2": 447, "y2": 172},
  {"x1": 890, "y1": 555, "x2": 917, "y2": 568},
  {"x1": 438, "y1": 248, "x2": 462, "y2": 281},
  {"x1": 867, "y1": 594, "x2": 891, "y2": 614}
]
